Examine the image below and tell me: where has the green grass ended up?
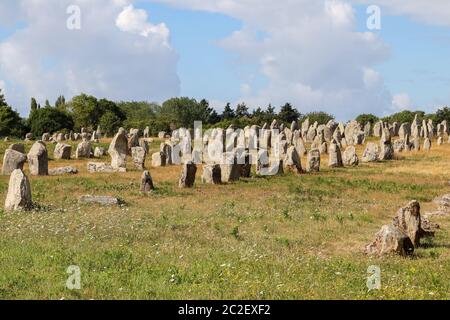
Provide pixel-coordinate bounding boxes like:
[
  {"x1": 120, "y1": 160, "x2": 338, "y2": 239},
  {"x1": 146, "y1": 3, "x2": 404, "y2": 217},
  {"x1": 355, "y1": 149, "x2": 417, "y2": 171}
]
[{"x1": 1, "y1": 137, "x2": 450, "y2": 299}]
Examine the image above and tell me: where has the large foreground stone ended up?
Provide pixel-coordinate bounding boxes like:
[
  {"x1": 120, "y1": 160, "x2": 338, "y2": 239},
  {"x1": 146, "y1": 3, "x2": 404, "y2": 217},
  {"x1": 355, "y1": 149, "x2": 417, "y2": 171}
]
[
  {"x1": 365, "y1": 224, "x2": 414, "y2": 257},
  {"x1": 306, "y1": 149, "x2": 320, "y2": 173},
  {"x1": 392, "y1": 200, "x2": 431, "y2": 247},
  {"x1": 5, "y1": 169, "x2": 33, "y2": 211}
]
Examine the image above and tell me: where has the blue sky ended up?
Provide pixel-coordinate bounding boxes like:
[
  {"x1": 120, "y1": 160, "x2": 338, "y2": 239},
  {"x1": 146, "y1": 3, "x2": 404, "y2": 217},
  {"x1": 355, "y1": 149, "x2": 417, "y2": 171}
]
[{"x1": 0, "y1": 0, "x2": 449, "y2": 120}]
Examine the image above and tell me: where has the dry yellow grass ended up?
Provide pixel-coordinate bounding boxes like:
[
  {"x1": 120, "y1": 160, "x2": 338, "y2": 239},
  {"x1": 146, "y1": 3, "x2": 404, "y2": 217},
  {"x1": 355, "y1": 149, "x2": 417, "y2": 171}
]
[{"x1": 0, "y1": 137, "x2": 449, "y2": 299}]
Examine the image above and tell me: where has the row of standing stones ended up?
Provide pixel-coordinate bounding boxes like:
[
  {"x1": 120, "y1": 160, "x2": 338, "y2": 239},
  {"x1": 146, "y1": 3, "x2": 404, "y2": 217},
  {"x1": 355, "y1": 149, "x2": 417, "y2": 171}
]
[{"x1": 3, "y1": 116, "x2": 450, "y2": 256}]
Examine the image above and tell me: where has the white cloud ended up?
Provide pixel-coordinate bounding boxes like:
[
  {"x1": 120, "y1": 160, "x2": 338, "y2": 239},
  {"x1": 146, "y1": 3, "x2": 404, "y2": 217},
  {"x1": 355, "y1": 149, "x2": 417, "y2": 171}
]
[
  {"x1": 392, "y1": 93, "x2": 412, "y2": 111},
  {"x1": 116, "y1": 5, "x2": 170, "y2": 46},
  {"x1": 157, "y1": 0, "x2": 391, "y2": 120},
  {"x1": 0, "y1": 0, "x2": 180, "y2": 115}
]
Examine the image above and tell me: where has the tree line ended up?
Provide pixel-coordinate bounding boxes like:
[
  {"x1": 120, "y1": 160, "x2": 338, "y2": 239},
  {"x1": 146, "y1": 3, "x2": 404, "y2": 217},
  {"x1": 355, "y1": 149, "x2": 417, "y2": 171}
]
[{"x1": 0, "y1": 88, "x2": 449, "y2": 138}]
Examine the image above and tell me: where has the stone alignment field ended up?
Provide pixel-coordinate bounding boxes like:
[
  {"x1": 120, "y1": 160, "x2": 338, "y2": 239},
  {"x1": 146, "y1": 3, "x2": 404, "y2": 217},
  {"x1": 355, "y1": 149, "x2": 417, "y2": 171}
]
[{"x1": 1, "y1": 134, "x2": 450, "y2": 300}]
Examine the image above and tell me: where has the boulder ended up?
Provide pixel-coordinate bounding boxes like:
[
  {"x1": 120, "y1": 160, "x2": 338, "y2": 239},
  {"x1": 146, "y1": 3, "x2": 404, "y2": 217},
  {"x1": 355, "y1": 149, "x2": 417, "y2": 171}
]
[
  {"x1": 87, "y1": 162, "x2": 126, "y2": 173},
  {"x1": 49, "y1": 166, "x2": 78, "y2": 175},
  {"x1": 27, "y1": 141, "x2": 49, "y2": 176},
  {"x1": 361, "y1": 143, "x2": 379, "y2": 163},
  {"x1": 108, "y1": 128, "x2": 128, "y2": 170},
  {"x1": 54, "y1": 143, "x2": 72, "y2": 160},
  {"x1": 179, "y1": 162, "x2": 197, "y2": 188},
  {"x1": 2, "y1": 149, "x2": 27, "y2": 175},
  {"x1": 342, "y1": 146, "x2": 359, "y2": 166},
  {"x1": 365, "y1": 225, "x2": 414, "y2": 257},
  {"x1": 75, "y1": 140, "x2": 92, "y2": 159}
]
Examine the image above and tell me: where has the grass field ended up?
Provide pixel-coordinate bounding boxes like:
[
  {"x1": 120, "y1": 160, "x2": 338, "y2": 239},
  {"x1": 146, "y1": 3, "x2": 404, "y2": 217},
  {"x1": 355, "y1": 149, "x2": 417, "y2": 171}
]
[{"x1": 1, "y1": 137, "x2": 450, "y2": 300}]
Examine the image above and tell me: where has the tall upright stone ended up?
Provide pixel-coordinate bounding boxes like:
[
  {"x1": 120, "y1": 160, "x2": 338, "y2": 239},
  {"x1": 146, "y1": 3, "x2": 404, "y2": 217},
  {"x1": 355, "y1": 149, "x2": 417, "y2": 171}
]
[
  {"x1": 27, "y1": 141, "x2": 48, "y2": 176},
  {"x1": 361, "y1": 143, "x2": 379, "y2": 163},
  {"x1": 328, "y1": 139, "x2": 343, "y2": 168},
  {"x1": 306, "y1": 149, "x2": 320, "y2": 173},
  {"x1": 283, "y1": 146, "x2": 302, "y2": 174},
  {"x1": 342, "y1": 146, "x2": 359, "y2": 166},
  {"x1": 108, "y1": 128, "x2": 128, "y2": 170},
  {"x1": 75, "y1": 140, "x2": 92, "y2": 159},
  {"x1": 131, "y1": 146, "x2": 146, "y2": 170},
  {"x1": 179, "y1": 162, "x2": 197, "y2": 188},
  {"x1": 4, "y1": 169, "x2": 33, "y2": 212},
  {"x1": 202, "y1": 164, "x2": 222, "y2": 184}
]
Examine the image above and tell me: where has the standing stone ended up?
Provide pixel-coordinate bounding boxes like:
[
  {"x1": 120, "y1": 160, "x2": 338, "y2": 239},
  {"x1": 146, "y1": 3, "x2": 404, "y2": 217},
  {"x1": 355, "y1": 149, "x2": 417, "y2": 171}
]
[
  {"x1": 365, "y1": 224, "x2": 414, "y2": 257},
  {"x1": 131, "y1": 146, "x2": 146, "y2": 170},
  {"x1": 25, "y1": 133, "x2": 33, "y2": 141},
  {"x1": 319, "y1": 142, "x2": 328, "y2": 155},
  {"x1": 306, "y1": 149, "x2": 320, "y2": 173},
  {"x1": 152, "y1": 152, "x2": 166, "y2": 167},
  {"x1": 4, "y1": 169, "x2": 33, "y2": 211},
  {"x1": 283, "y1": 146, "x2": 302, "y2": 174},
  {"x1": 411, "y1": 137, "x2": 420, "y2": 151},
  {"x1": 373, "y1": 121, "x2": 383, "y2": 137},
  {"x1": 2, "y1": 149, "x2": 27, "y2": 175},
  {"x1": 328, "y1": 140, "x2": 343, "y2": 168},
  {"x1": 301, "y1": 118, "x2": 310, "y2": 138},
  {"x1": 143, "y1": 127, "x2": 150, "y2": 138},
  {"x1": 75, "y1": 140, "x2": 92, "y2": 159},
  {"x1": 202, "y1": 164, "x2": 222, "y2": 184},
  {"x1": 158, "y1": 131, "x2": 166, "y2": 139},
  {"x1": 94, "y1": 147, "x2": 106, "y2": 158},
  {"x1": 423, "y1": 138, "x2": 431, "y2": 152},
  {"x1": 108, "y1": 128, "x2": 128, "y2": 169},
  {"x1": 54, "y1": 143, "x2": 72, "y2": 160},
  {"x1": 42, "y1": 133, "x2": 50, "y2": 142},
  {"x1": 140, "y1": 170, "x2": 154, "y2": 193},
  {"x1": 220, "y1": 153, "x2": 241, "y2": 183},
  {"x1": 361, "y1": 143, "x2": 379, "y2": 163},
  {"x1": 306, "y1": 126, "x2": 316, "y2": 143},
  {"x1": 179, "y1": 162, "x2": 197, "y2": 188},
  {"x1": 342, "y1": 146, "x2": 359, "y2": 166},
  {"x1": 398, "y1": 123, "x2": 410, "y2": 140},
  {"x1": 379, "y1": 131, "x2": 394, "y2": 161},
  {"x1": 27, "y1": 141, "x2": 48, "y2": 176},
  {"x1": 363, "y1": 122, "x2": 372, "y2": 137},
  {"x1": 293, "y1": 134, "x2": 307, "y2": 156},
  {"x1": 437, "y1": 137, "x2": 443, "y2": 146},
  {"x1": 393, "y1": 139, "x2": 405, "y2": 153},
  {"x1": 392, "y1": 200, "x2": 426, "y2": 247}
]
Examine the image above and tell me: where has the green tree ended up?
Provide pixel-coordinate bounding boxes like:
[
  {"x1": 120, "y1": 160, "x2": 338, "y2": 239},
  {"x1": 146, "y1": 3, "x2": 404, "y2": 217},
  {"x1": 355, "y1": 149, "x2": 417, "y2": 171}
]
[
  {"x1": 300, "y1": 111, "x2": 334, "y2": 125},
  {"x1": 221, "y1": 103, "x2": 235, "y2": 120},
  {"x1": 278, "y1": 103, "x2": 300, "y2": 124},
  {"x1": 235, "y1": 102, "x2": 250, "y2": 118},
  {"x1": 55, "y1": 95, "x2": 66, "y2": 110},
  {"x1": 159, "y1": 97, "x2": 212, "y2": 128},
  {"x1": 28, "y1": 107, "x2": 74, "y2": 137},
  {"x1": 356, "y1": 113, "x2": 379, "y2": 125},
  {"x1": 30, "y1": 98, "x2": 38, "y2": 113},
  {"x1": 434, "y1": 107, "x2": 450, "y2": 124},
  {"x1": 69, "y1": 94, "x2": 100, "y2": 130},
  {"x1": 384, "y1": 110, "x2": 425, "y2": 124},
  {"x1": 99, "y1": 111, "x2": 123, "y2": 137}
]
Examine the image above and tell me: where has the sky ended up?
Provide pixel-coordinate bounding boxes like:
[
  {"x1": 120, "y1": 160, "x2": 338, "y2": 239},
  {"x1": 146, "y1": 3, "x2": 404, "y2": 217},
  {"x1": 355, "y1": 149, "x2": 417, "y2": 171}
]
[{"x1": 0, "y1": 0, "x2": 450, "y2": 121}]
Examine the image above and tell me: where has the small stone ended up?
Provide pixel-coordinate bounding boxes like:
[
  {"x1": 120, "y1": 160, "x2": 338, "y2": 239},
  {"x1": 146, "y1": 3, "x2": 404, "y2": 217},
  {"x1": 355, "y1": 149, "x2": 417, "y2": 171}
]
[
  {"x1": 78, "y1": 195, "x2": 120, "y2": 206},
  {"x1": 140, "y1": 170, "x2": 154, "y2": 192},
  {"x1": 49, "y1": 166, "x2": 78, "y2": 175},
  {"x1": 54, "y1": 143, "x2": 72, "y2": 160}
]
